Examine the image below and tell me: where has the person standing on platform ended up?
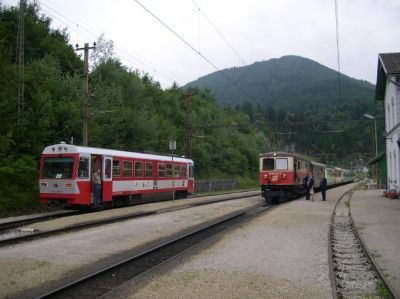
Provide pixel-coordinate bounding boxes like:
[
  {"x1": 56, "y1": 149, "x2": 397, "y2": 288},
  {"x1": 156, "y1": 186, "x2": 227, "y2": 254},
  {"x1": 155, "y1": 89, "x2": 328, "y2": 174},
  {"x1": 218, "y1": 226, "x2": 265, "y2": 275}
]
[
  {"x1": 92, "y1": 168, "x2": 102, "y2": 208},
  {"x1": 304, "y1": 172, "x2": 314, "y2": 201},
  {"x1": 319, "y1": 174, "x2": 328, "y2": 201}
]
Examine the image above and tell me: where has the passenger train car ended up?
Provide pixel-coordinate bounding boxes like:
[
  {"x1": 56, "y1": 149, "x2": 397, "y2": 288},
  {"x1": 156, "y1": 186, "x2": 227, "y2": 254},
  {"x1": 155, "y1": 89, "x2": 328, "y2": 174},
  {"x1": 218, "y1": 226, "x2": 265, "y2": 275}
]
[
  {"x1": 259, "y1": 152, "x2": 353, "y2": 203},
  {"x1": 39, "y1": 143, "x2": 194, "y2": 208}
]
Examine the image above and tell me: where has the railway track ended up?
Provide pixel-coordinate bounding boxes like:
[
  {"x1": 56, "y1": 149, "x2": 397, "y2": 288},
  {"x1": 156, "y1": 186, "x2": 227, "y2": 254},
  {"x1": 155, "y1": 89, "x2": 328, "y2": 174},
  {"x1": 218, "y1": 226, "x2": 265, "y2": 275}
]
[
  {"x1": 0, "y1": 210, "x2": 78, "y2": 233},
  {"x1": 328, "y1": 190, "x2": 397, "y2": 299},
  {"x1": 25, "y1": 202, "x2": 270, "y2": 299},
  {"x1": 0, "y1": 190, "x2": 260, "y2": 247}
]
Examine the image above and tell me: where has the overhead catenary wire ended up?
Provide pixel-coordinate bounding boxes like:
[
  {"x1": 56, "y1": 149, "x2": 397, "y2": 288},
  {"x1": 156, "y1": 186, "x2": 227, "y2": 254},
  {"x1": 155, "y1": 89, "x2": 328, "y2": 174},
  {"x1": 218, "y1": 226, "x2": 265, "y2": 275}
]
[
  {"x1": 190, "y1": 0, "x2": 276, "y2": 101},
  {"x1": 191, "y1": 0, "x2": 246, "y2": 66},
  {"x1": 334, "y1": 0, "x2": 342, "y2": 102},
  {"x1": 132, "y1": 0, "x2": 259, "y2": 102},
  {"x1": 36, "y1": 0, "x2": 182, "y2": 85}
]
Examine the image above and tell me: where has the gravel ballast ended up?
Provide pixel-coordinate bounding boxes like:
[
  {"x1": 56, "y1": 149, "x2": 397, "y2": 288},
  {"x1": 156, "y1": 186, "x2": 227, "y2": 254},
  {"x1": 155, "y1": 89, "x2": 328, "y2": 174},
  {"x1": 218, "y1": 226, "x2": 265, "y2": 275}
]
[
  {"x1": 112, "y1": 184, "x2": 357, "y2": 299},
  {"x1": 0, "y1": 196, "x2": 260, "y2": 298}
]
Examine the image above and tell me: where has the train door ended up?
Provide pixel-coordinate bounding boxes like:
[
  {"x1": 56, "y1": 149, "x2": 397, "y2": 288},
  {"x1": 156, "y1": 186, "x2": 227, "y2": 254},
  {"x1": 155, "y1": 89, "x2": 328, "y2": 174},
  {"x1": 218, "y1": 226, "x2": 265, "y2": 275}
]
[
  {"x1": 188, "y1": 163, "x2": 194, "y2": 194},
  {"x1": 102, "y1": 156, "x2": 112, "y2": 201}
]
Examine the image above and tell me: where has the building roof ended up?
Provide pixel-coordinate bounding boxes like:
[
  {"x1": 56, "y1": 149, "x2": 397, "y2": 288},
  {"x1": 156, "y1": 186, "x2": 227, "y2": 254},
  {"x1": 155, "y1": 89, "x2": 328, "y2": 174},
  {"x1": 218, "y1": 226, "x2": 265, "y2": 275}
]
[{"x1": 375, "y1": 52, "x2": 400, "y2": 101}]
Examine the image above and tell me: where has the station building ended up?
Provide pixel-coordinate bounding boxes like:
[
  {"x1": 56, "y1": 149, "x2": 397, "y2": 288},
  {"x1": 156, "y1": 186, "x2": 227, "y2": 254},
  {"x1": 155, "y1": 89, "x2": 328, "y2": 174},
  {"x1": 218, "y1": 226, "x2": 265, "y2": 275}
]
[{"x1": 375, "y1": 52, "x2": 400, "y2": 189}]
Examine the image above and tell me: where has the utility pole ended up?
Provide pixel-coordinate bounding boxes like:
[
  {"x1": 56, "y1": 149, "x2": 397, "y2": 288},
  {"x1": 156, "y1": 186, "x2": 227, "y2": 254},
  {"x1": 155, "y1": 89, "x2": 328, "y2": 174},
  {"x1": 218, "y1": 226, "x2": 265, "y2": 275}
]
[
  {"x1": 76, "y1": 42, "x2": 96, "y2": 146},
  {"x1": 16, "y1": 0, "x2": 26, "y2": 125},
  {"x1": 184, "y1": 93, "x2": 192, "y2": 159}
]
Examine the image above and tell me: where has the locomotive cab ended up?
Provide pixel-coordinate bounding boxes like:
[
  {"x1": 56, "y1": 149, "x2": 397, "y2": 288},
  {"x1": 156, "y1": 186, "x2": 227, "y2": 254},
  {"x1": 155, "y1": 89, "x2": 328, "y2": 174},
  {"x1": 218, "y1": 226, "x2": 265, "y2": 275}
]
[{"x1": 259, "y1": 152, "x2": 309, "y2": 204}]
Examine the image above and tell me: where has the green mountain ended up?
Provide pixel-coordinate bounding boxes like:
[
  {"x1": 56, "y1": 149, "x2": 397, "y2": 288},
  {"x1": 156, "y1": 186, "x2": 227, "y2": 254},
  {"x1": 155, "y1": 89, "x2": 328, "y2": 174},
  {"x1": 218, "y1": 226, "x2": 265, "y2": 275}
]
[{"x1": 185, "y1": 55, "x2": 375, "y2": 112}]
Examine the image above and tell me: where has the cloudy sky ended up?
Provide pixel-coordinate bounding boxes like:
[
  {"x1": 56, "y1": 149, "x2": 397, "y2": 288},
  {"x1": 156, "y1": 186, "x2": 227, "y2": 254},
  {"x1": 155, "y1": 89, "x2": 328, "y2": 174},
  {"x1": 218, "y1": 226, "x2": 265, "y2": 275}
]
[{"x1": 3, "y1": 0, "x2": 400, "y2": 88}]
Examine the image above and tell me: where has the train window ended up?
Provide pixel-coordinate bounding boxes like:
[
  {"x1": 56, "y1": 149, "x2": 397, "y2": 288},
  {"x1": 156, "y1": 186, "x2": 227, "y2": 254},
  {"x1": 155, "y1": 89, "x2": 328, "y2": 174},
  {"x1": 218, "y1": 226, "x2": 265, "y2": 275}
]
[
  {"x1": 166, "y1": 164, "x2": 173, "y2": 177},
  {"x1": 113, "y1": 160, "x2": 120, "y2": 178},
  {"x1": 276, "y1": 158, "x2": 288, "y2": 170},
  {"x1": 123, "y1": 160, "x2": 133, "y2": 177},
  {"x1": 180, "y1": 165, "x2": 187, "y2": 177},
  {"x1": 42, "y1": 157, "x2": 74, "y2": 179},
  {"x1": 158, "y1": 163, "x2": 165, "y2": 177},
  {"x1": 105, "y1": 159, "x2": 111, "y2": 179},
  {"x1": 145, "y1": 162, "x2": 152, "y2": 178},
  {"x1": 78, "y1": 157, "x2": 89, "y2": 178},
  {"x1": 174, "y1": 164, "x2": 179, "y2": 178},
  {"x1": 189, "y1": 164, "x2": 194, "y2": 178},
  {"x1": 134, "y1": 161, "x2": 143, "y2": 177},
  {"x1": 262, "y1": 158, "x2": 274, "y2": 170}
]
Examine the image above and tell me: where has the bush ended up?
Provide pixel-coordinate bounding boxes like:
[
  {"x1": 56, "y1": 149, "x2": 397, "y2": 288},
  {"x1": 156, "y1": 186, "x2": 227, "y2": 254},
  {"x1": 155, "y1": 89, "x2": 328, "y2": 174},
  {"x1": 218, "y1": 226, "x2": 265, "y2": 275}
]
[{"x1": 0, "y1": 156, "x2": 39, "y2": 215}]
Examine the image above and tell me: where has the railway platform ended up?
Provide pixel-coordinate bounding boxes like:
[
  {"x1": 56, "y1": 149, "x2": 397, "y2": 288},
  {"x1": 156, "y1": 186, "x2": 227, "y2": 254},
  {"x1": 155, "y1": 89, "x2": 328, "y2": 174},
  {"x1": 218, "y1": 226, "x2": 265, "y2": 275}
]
[{"x1": 351, "y1": 189, "x2": 400, "y2": 298}]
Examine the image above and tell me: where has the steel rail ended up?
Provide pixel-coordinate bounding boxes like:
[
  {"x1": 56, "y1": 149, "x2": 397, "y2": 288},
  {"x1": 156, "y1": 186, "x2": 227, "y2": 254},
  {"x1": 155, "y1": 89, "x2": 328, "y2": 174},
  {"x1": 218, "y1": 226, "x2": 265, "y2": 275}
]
[
  {"x1": 33, "y1": 202, "x2": 270, "y2": 299},
  {"x1": 328, "y1": 185, "x2": 397, "y2": 299},
  {"x1": 0, "y1": 192, "x2": 260, "y2": 247}
]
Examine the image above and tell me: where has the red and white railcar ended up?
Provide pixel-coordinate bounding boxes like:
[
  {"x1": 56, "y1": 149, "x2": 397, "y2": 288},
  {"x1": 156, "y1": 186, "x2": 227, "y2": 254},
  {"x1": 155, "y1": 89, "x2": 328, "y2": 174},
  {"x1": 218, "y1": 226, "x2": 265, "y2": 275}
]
[
  {"x1": 259, "y1": 152, "x2": 311, "y2": 203},
  {"x1": 39, "y1": 143, "x2": 194, "y2": 208}
]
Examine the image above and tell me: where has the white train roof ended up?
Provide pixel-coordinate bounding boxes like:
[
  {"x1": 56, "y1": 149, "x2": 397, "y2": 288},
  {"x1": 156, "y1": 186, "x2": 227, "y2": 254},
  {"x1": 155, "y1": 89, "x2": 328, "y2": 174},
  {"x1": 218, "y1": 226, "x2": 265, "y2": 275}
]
[{"x1": 42, "y1": 143, "x2": 193, "y2": 164}]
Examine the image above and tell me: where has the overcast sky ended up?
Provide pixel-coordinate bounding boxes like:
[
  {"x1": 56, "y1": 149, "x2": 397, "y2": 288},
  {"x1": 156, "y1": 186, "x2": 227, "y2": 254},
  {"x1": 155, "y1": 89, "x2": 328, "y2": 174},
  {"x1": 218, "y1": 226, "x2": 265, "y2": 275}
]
[{"x1": 3, "y1": 0, "x2": 400, "y2": 88}]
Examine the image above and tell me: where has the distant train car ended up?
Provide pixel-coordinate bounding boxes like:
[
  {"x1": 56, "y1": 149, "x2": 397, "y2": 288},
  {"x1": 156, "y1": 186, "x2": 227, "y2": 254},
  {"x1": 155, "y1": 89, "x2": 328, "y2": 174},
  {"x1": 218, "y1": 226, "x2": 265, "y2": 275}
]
[
  {"x1": 342, "y1": 168, "x2": 353, "y2": 184},
  {"x1": 39, "y1": 143, "x2": 194, "y2": 208},
  {"x1": 259, "y1": 152, "x2": 311, "y2": 203},
  {"x1": 325, "y1": 167, "x2": 336, "y2": 186},
  {"x1": 334, "y1": 167, "x2": 344, "y2": 184},
  {"x1": 311, "y1": 161, "x2": 326, "y2": 190}
]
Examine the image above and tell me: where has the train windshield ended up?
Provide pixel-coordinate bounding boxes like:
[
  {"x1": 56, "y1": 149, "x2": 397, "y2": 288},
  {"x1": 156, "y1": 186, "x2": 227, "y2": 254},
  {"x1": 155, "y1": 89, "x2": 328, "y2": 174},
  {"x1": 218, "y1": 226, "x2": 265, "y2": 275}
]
[
  {"x1": 42, "y1": 157, "x2": 74, "y2": 179},
  {"x1": 262, "y1": 157, "x2": 288, "y2": 170},
  {"x1": 276, "y1": 158, "x2": 288, "y2": 170},
  {"x1": 262, "y1": 158, "x2": 274, "y2": 170}
]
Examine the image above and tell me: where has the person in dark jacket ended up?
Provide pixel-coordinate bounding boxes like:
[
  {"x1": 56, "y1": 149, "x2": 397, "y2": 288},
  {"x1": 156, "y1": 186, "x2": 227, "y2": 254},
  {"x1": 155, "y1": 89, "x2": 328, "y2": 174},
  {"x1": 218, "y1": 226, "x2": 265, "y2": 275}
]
[
  {"x1": 319, "y1": 174, "x2": 328, "y2": 201},
  {"x1": 304, "y1": 172, "x2": 314, "y2": 200}
]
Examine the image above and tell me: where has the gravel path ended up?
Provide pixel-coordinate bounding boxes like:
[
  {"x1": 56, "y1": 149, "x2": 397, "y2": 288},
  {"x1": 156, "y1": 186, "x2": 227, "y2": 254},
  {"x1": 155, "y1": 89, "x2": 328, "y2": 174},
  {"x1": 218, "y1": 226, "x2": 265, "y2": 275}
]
[
  {"x1": 0, "y1": 196, "x2": 260, "y2": 298},
  {"x1": 115, "y1": 184, "x2": 357, "y2": 299}
]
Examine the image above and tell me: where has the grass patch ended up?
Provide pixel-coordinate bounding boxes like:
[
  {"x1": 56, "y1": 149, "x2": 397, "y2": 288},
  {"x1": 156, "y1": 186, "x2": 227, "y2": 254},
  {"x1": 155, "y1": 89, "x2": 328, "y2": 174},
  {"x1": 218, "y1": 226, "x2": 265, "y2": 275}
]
[{"x1": 376, "y1": 281, "x2": 391, "y2": 299}]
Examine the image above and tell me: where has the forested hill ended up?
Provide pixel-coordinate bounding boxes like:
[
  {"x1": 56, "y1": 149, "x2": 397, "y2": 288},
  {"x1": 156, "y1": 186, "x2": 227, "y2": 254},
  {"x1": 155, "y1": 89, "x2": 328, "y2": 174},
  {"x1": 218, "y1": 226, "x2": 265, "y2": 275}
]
[{"x1": 185, "y1": 55, "x2": 375, "y2": 112}]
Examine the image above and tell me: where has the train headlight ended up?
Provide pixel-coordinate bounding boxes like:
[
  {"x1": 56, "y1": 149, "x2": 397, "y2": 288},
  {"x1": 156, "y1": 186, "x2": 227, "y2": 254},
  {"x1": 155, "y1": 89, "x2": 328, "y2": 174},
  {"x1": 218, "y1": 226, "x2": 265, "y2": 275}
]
[
  {"x1": 41, "y1": 182, "x2": 48, "y2": 187},
  {"x1": 65, "y1": 183, "x2": 72, "y2": 188},
  {"x1": 264, "y1": 174, "x2": 268, "y2": 179},
  {"x1": 281, "y1": 174, "x2": 287, "y2": 179}
]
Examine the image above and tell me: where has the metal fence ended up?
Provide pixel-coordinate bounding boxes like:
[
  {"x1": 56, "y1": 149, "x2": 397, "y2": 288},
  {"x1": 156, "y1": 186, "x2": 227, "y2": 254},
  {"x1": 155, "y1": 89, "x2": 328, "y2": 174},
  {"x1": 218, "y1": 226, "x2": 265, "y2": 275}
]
[{"x1": 194, "y1": 179, "x2": 239, "y2": 193}]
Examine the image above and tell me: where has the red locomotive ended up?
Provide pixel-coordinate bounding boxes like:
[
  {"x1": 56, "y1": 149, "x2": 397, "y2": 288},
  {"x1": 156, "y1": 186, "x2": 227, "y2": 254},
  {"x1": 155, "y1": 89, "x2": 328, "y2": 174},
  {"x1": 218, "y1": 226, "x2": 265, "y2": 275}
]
[
  {"x1": 39, "y1": 143, "x2": 194, "y2": 208},
  {"x1": 259, "y1": 152, "x2": 310, "y2": 203}
]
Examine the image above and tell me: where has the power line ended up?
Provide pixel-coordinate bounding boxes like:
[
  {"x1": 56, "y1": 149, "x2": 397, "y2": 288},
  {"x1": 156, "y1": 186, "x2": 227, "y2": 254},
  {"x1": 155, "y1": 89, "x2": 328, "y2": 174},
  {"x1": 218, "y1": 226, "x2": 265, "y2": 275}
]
[
  {"x1": 37, "y1": 0, "x2": 181, "y2": 85},
  {"x1": 132, "y1": 0, "x2": 258, "y2": 102},
  {"x1": 190, "y1": 0, "x2": 276, "y2": 102},
  {"x1": 334, "y1": 0, "x2": 342, "y2": 102},
  {"x1": 191, "y1": 0, "x2": 246, "y2": 66}
]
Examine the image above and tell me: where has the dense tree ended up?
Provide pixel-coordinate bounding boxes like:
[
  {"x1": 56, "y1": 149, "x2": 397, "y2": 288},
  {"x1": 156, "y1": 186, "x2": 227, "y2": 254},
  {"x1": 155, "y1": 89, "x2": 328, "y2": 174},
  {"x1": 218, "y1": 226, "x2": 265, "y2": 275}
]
[{"x1": 0, "y1": 3, "x2": 383, "y2": 216}]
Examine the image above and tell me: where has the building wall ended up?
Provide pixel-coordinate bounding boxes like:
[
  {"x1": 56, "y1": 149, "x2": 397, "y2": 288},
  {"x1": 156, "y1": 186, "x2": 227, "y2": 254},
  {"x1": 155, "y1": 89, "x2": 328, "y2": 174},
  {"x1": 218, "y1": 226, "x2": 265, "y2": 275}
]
[{"x1": 385, "y1": 75, "x2": 400, "y2": 188}]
